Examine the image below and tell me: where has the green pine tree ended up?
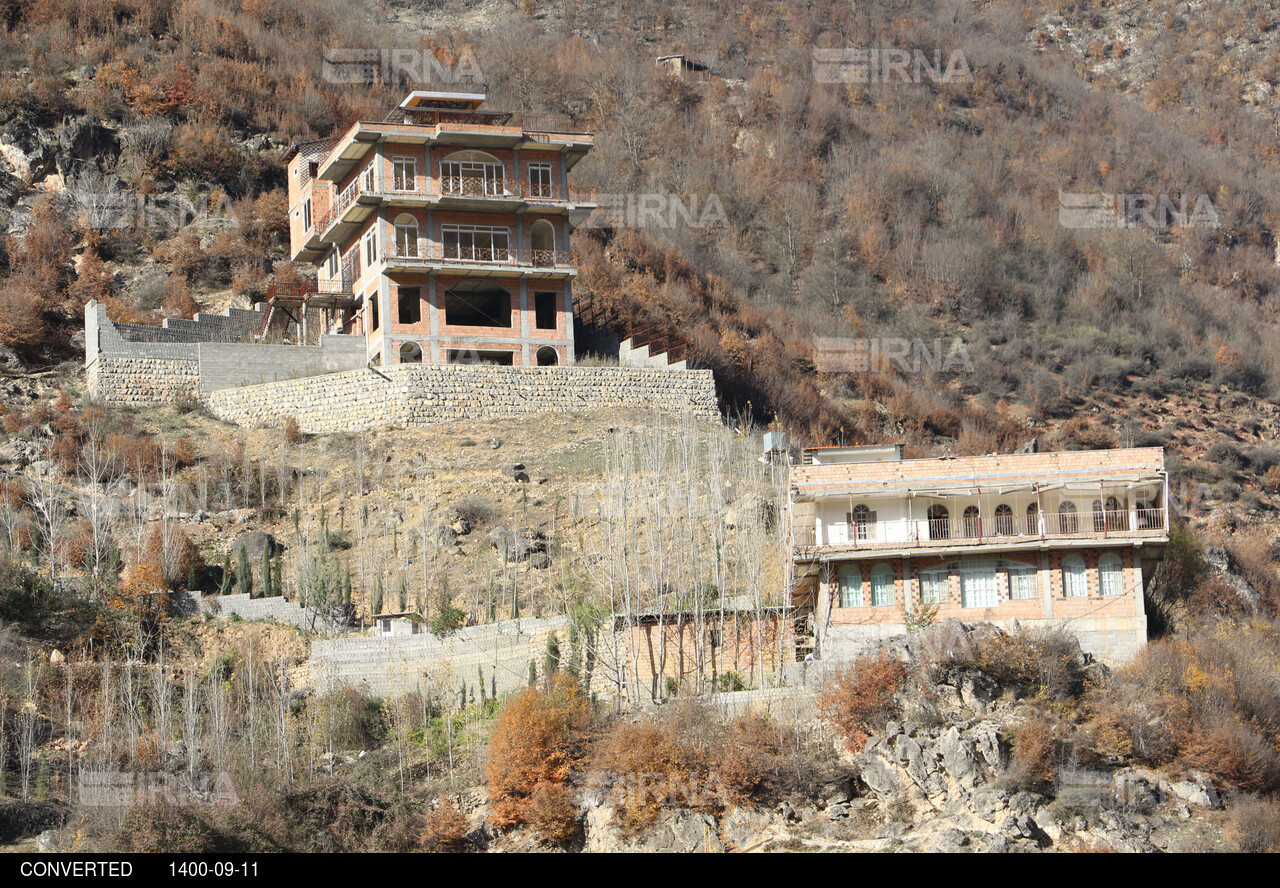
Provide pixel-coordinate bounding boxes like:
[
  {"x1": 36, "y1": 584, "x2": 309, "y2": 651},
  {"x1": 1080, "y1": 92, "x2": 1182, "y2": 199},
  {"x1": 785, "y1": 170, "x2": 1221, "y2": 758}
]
[
  {"x1": 543, "y1": 633, "x2": 560, "y2": 684},
  {"x1": 272, "y1": 552, "x2": 283, "y2": 598},
  {"x1": 262, "y1": 541, "x2": 272, "y2": 599},
  {"x1": 34, "y1": 753, "x2": 49, "y2": 800},
  {"x1": 236, "y1": 546, "x2": 253, "y2": 597},
  {"x1": 220, "y1": 553, "x2": 232, "y2": 596}
]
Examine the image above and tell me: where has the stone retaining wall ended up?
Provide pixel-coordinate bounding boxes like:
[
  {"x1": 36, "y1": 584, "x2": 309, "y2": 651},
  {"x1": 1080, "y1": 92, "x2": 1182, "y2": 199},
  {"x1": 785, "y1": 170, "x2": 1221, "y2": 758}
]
[
  {"x1": 205, "y1": 363, "x2": 720, "y2": 433},
  {"x1": 85, "y1": 300, "x2": 368, "y2": 405},
  {"x1": 309, "y1": 616, "x2": 569, "y2": 700}
]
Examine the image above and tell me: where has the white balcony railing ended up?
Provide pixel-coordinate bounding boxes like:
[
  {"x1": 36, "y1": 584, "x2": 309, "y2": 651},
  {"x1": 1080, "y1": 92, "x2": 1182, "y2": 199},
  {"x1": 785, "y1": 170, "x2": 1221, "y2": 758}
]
[{"x1": 792, "y1": 508, "x2": 1167, "y2": 551}]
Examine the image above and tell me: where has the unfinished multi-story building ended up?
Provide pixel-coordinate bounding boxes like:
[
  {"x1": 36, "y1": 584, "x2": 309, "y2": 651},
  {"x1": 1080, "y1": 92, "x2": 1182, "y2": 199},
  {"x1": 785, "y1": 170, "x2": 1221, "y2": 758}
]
[
  {"x1": 283, "y1": 91, "x2": 594, "y2": 366},
  {"x1": 787, "y1": 445, "x2": 1169, "y2": 663}
]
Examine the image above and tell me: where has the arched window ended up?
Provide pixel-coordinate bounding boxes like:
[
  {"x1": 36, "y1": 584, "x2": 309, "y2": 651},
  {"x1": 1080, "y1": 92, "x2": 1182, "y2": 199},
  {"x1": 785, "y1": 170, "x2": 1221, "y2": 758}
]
[
  {"x1": 919, "y1": 564, "x2": 951, "y2": 605},
  {"x1": 994, "y1": 504, "x2": 1014, "y2": 535},
  {"x1": 963, "y1": 505, "x2": 981, "y2": 538},
  {"x1": 837, "y1": 564, "x2": 863, "y2": 608},
  {"x1": 398, "y1": 341, "x2": 422, "y2": 364},
  {"x1": 535, "y1": 346, "x2": 559, "y2": 366},
  {"x1": 1026, "y1": 502, "x2": 1040, "y2": 535},
  {"x1": 851, "y1": 504, "x2": 874, "y2": 541},
  {"x1": 927, "y1": 505, "x2": 950, "y2": 540},
  {"x1": 959, "y1": 558, "x2": 998, "y2": 608},
  {"x1": 393, "y1": 213, "x2": 419, "y2": 258},
  {"x1": 1091, "y1": 499, "x2": 1105, "y2": 533},
  {"x1": 1003, "y1": 559, "x2": 1037, "y2": 600},
  {"x1": 1099, "y1": 552, "x2": 1124, "y2": 596},
  {"x1": 440, "y1": 150, "x2": 506, "y2": 196},
  {"x1": 530, "y1": 219, "x2": 556, "y2": 266},
  {"x1": 1058, "y1": 501, "x2": 1078, "y2": 534},
  {"x1": 1062, "y1": 554, "x2": 1088, "y2": 598},
  {"x1": 870, "y1": 563, "x2": 895, "y2": 607}
]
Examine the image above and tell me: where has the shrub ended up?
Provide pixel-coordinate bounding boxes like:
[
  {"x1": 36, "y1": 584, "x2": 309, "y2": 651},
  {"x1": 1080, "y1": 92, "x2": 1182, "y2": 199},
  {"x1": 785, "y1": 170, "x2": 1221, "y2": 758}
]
[
  {"x1": 818, "y1": 653, "x2": 907, "y2": 750},
  {"x1": 1225, "y1": 795, "x2": 1280, "y2": 853},
  {"x1": 281, "y1": 415, "x2": 302, "y2": 446},
  {"x1": 524, "y1": 780, "x2": 579, "y2": 846},
  {"x1": 1181, "y1": 721, "x2": 1280, "y2": 795},
  {"x1": 485, "y1": 674, "x2": 590, "y2": 830},
  {"x1": 112, "y1": 804, "x2": 219, "y2": 853},
  {"x1": 1005, "y1": 711, "x2": 1062, "y2": 791},
  {"x1": 973, "y1": 628, "x2": 1085, "y2": 699},
  {"x1": 420, "y1": 796, "x2": 469, "y2": 852}
]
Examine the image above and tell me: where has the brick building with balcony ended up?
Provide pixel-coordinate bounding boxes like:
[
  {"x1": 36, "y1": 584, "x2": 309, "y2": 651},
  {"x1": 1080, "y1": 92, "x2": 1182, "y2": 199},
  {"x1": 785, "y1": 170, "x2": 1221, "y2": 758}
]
[
  {"x1": 787, "y1": 445, "x2": 1169, "y2": 663},
  {"x1": 283, "y1": 91, "x2": 595, "y2": 366}
]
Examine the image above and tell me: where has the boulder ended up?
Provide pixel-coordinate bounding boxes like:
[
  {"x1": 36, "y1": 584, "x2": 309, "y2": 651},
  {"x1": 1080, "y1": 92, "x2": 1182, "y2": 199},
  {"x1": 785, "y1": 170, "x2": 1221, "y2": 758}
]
[
  {"x1": 1169, "y1": 773, "x2": 1220, "y2": 809},
  {"x1": 229, "y1": 531, "x2": 282, "y2": 559}
]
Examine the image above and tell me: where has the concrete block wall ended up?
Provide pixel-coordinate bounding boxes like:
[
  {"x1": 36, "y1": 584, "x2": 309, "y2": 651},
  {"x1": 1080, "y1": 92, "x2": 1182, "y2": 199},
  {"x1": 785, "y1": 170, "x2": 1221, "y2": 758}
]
[
  {"x1": 309, "y1": 615, "x2": 570, "y2": 699},
  {"x1": 205, "y1": 363, "x2": 720, "y2": 433}
]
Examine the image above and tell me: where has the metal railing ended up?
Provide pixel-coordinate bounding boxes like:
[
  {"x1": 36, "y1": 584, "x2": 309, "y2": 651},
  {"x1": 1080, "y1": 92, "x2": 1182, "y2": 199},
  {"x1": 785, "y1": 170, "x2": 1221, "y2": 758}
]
[
  {"x1": 382, "y1": 243, "x2": 573, "y2": 268},
  {"x1": 309, "y1": 169, "x2": 585, "y2": 236},
  {"x1": 792, "y1": 508, "x2": 1167, "y2": 551}
]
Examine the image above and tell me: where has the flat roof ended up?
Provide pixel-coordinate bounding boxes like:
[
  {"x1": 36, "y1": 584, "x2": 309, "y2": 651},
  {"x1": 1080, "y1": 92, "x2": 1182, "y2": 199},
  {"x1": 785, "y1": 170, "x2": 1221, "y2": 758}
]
[
  {"x1": 400, "y1": 91, "x2": 486, "y2": 110},
  {"x1": 791, "y1": 447, "x2": 1166, "y2": 497}
]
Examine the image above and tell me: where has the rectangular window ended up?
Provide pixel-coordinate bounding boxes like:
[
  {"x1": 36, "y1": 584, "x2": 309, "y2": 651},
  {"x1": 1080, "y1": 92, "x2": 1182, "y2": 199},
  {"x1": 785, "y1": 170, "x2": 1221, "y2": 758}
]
[
  {"x1": 444, "y1": 288, "x2": 512, "y2": 328},
  {"x1": 302, "y1": 198, "x2": 312, "y2": 231},
  {"x1": 308, "y1": 161, "x2": 319, "y2": 179},
  {"x1": 380, "y1": 619, "x2": 391, "y2": 636},
  {"x1": 441, "y1": 225, "x2": 510, "y2": 262},
  {"x1": 1006, "y1": 565, "x2": 1037, "y2": 600},
  {"x1": 326, "y1": 250, "x2": 338, "y2": 278},
  {"x1": 392, "y1": 156, "x2": 416, "y2": 192},
  {"x1": 398, "y1": 287, "x2": 421, "y2": 325},
  {"x1": 534, "y1": 292, "x2": 557, "y2": 329},
  {"x1": 362, "y1": 164, "x2": 375, "y2": 192},
  {"x1": 368, "y1": 292, "x2": 379, "y2": 331},
  {"x1": 365, "y1": 230, "x2": 377, "y2": 267},
  {"x1": 959, "y1": 561, "x2": 998, "y2": 608},
  {"x1": 920, "y1": 570, "x2": 948, "y2": 605},
  {"x1": 869, "y1": 564, "x2": 895, "y2": 607},
  {"x1": 529, "y1": 163, "x2": 554, "y2": 198},
  {"x1": 446, "y1": 349, "x2": 515, "y2": 365}
]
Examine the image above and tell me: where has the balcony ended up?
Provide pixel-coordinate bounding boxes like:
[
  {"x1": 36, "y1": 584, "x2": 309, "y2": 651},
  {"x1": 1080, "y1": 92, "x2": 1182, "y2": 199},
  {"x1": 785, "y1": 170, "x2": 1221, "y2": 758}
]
[
  {"x1": 318, "y1": 116, "x2": 594, "y2": 184},
  {"x1": 381, "y1": 243, "x2": 575, "y2": 277},
  {"x1": 792, "y1": 508, "x2": 1168, "y2": 556},
  {"x1": 307, "y1": 172, "x2": 594, "y2": 248}
]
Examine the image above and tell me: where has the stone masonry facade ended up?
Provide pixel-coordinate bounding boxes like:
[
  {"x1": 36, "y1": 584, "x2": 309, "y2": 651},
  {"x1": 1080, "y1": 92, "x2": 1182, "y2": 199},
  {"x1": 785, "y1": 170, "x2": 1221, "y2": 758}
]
[{"x1": 205, "y1": 363, "x2": 720, "y2": 433}]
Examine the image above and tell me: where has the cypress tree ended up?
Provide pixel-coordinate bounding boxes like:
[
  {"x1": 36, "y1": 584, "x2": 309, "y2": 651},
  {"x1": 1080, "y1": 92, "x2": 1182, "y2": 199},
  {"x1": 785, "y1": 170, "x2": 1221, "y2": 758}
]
[
  {"x1": 272, "y1": 552, "x2": 283, "y2": 598},
  {"x1": 262, "y1": 541, "x2": 272, "y2": 599},
  {"x1": 543, "y1": 633, "x2": 560, "y2": 684},
  {"x1": 220, "y1": 553, "x2": 232, "y2": 596},
  {"x1": 236, "y1": 546, "x2": 253, "y2": 597}
]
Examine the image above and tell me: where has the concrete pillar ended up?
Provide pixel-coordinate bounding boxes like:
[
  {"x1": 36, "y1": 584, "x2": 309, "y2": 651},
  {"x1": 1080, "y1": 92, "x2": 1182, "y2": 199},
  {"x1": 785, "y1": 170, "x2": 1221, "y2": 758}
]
[
  {"x1": 427, "y1": 277, "x2": 440, "y2": 363},
  {"x1": 901, "y1": 556, "x2": 912, "y2": 615},
  {"x1": 519, "y1": 279, "x2": 530, "y2": 366},
  {"x1": 379, "y1": 275, "x2": 393, "y2": 365},
  {"x1": 564, "y1": 279, "x2": 575, "y2": 365}
]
